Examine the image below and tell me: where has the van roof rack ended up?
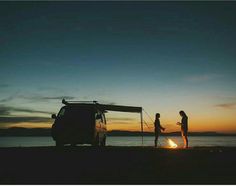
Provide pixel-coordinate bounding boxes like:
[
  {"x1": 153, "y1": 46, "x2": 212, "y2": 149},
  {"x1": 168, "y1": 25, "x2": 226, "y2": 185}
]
[{"x1": 62, "y1": 99, "x2": 98, "y2": 105}]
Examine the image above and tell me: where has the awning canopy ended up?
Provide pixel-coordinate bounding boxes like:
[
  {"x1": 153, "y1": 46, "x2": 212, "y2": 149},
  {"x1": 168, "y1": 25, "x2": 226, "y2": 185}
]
[
  {"x1": 98, "y1": 104, "x2": 142, "y2": 113},
  {"x1": 61, "y1": 99, "x2": 142, "y2": 113}
]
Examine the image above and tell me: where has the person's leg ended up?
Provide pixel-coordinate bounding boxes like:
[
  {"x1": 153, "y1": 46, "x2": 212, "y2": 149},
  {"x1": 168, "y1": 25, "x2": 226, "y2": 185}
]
[
  {"x1": 181, "y1": 130, "x2": 186, "y2": 148},
  {"x1": 182, "y1": 135, "x2": 185, "y2": 147},
  {"x1": 183, "y1": 136, "x2": 186, "y2": 148},
  {"x1": 185, "y1": 135, "x2": 188, "y2": 148},
  {"x1": 155, "y1": 131, "x2": 159, "y2": 147},
  {"x1": 155, "y1": 133, "x2": 159, "y2": 147},
  {"x1": 182, "y1": 133, "x2": 188, "y2": 148},
  {"x1": 184, "y1": 129, "x2": 188, "y2": 148}
]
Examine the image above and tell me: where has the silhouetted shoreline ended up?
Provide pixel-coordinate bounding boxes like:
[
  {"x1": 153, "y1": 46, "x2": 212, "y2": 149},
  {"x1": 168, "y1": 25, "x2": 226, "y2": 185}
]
[
  {"x1": 0, "y1": 127, "x2": 236, "y2": 137},
  {"x1": 1, "y1": 146, "x2": 236, "y2": 184}
]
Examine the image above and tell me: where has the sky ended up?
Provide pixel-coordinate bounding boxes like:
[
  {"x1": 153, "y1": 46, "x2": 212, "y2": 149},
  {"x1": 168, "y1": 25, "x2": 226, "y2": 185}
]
[{"x1": 0, "y1": 1, "x2": 236, "y2": 133}]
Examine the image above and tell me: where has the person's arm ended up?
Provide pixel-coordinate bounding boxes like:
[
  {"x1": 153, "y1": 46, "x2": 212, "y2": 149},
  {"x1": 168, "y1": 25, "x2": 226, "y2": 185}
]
[
  {"x1": 156, "y1": 119, "x2": 165, "y2": 131},
  {"x1": 159, "y1": 122, "x2": 165, "y2": 131},
  {"x1": 176, "y1": 122, "x2": 181, "y2": 126},
  {"x1": 160, "y1": 125, "x2": 165, "y2": 131}
]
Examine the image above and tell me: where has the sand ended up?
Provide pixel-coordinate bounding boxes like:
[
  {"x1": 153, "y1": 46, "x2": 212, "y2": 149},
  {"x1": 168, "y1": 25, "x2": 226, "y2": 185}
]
[{"x1": 0, "y1": 146, "x2": 236, "y2": 184}]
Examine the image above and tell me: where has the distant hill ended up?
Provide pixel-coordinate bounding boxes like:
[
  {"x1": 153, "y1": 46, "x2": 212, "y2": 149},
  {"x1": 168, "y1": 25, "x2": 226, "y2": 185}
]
[
  {"x1": 0, "y1": 127, "x2": 51, "y2": 136},
  {"x1": 0, "y1": 127, "x2": 236, "y2": 137}
]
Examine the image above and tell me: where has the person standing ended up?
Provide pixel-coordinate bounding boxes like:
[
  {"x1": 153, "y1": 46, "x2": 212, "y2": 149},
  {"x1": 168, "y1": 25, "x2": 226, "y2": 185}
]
[
  {"x1": 177, "y1": 110, "x2": 188, "y2": 148},
  {"x1": 154, "y1": 113, "x2": 165, "y2": 147}
]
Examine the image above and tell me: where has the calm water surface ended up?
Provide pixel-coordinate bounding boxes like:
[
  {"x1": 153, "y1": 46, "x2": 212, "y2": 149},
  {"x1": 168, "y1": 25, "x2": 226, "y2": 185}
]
[{"x1": 1, "y1": 136, "x2": 236, "y2": 147}]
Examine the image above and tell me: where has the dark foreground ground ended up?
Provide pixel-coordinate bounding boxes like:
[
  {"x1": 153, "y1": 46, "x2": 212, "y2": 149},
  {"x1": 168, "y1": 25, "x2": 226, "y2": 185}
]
[{"x1": 1, "y1": 146, "x2": 236, "y2": 184}]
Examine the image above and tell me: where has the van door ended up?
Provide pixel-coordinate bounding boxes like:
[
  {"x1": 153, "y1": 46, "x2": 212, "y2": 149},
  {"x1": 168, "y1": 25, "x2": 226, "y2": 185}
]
[
  {"x1": 95, "y1": 113, "x2": 102, "y2": 136},
  {"x1": 101, "y1": 113, "x2": 106, "y2": 132}
]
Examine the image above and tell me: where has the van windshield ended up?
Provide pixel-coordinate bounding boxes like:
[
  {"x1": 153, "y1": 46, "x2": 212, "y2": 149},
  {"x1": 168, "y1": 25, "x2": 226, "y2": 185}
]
[
  {"x1": 58, "y1": 108, "x2": 66, "y2": 117},
  {"x1": 57, "y1": 106, "x2": 93, "y2": 122}
]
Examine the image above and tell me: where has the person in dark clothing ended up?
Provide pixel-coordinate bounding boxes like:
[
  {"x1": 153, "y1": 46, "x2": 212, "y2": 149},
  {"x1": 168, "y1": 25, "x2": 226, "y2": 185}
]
[
  {"x1": 154, "y1": 113, "x2": 165, "y2": 147},
  {"x1": 177, "y1": 110, "x2": 188, "y2": 148}
]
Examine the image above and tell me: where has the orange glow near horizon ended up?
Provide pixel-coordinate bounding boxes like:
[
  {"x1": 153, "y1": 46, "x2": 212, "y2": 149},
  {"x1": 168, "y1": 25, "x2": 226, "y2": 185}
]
[
  {"x1": 2, "y1": 120, "x2": 236, "y2": 134},
  {"x1": 106, "y1": 116, "x2": 236, "y2": 133},
  {"x1": 5, "y1": 122, "x2": 52, "y2": 129},
  {"x1": 1, "y1": 110, "x2": 236, "y2": 134},
  {"x1": 1, "y1": 118, "x2": 235, "y2": 134}
]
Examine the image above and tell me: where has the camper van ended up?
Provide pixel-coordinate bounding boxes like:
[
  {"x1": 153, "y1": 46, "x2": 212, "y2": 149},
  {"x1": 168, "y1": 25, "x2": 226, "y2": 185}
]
[
  {"x1": 51, "y1": 100, "x2": 107, "y2": 147},
  {"x1": 51, "y1": 99, "x2": 143, "y2": 147}
]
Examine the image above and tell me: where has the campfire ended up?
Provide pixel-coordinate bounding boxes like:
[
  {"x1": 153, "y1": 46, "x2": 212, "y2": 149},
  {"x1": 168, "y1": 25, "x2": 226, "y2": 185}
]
[{"x1": 168, "y1": 139, "x2": 178, "y2": 148}]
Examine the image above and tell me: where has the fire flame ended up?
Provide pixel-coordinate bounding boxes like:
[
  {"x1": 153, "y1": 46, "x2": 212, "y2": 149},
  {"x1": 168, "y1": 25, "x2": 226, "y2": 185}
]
[{"x1": 168, "y1": 139, "x2": 178, "y2": 148}]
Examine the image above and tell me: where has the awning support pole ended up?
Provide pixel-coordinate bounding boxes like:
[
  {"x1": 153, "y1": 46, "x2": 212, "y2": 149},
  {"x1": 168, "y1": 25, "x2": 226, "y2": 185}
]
[{"x1": 141, "y1": 109, "x2": 144, "y2": 146}]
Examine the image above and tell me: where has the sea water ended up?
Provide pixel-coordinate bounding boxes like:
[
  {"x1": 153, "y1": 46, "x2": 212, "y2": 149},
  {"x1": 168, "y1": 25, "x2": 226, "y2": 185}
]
[{"x1": 1, "y1": 136, "x2": 236, "y2": 147}]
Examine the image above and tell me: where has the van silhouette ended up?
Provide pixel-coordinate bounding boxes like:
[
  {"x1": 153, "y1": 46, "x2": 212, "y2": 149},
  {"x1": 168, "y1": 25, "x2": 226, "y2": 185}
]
[
  {"x1": 51, "y1": 100, "x2": 107, "y2": 147},
  {"x1": 51, "y1": 99, "x2": 143, "y2": 147}
]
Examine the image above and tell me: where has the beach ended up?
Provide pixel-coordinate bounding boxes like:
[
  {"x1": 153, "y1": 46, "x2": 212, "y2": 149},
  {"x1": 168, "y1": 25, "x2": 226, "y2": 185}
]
[{"x1": 1, "y1": 146, "x2": 236, "y2": 184}]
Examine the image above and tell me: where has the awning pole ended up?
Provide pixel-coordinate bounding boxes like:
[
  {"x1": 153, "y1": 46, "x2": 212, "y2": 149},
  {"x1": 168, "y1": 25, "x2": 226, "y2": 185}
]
[{"x1": 141, "y1": 109, "x2": 144, "y2": 146}]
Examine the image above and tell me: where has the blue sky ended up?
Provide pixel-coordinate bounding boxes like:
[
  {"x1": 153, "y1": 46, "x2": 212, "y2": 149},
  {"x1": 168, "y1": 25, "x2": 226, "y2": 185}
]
[{"x1": 0, "y1": 2, "x2": 236, "y2": 132}]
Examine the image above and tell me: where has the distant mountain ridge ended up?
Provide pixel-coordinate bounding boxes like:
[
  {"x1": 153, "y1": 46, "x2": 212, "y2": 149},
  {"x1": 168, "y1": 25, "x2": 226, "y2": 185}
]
[
  {"x1": 0, "y1": 127, "x2": 51, "y2": 136},
  {"x1": 0, "y1": 127, "x2": 235, "y2": 137},
  {"x1": 107, "y1": 130, "x2": 236, "y2": 136}
]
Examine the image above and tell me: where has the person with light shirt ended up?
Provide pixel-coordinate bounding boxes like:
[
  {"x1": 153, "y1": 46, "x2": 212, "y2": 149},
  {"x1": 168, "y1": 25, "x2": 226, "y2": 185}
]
[{"x1": 177, "y1": 110, "x2": 188, "y2": 148}]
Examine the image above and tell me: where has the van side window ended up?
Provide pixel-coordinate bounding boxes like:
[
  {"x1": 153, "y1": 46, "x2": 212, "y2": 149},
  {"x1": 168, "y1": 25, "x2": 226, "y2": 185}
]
[
  {"x1": 100, "y1": 114, "x2": 103, "y2": 122},
  {"x1": 96, "y1": 113, "x2": 104, "y2": 122},
  {"x1": 96, "y1": 113, "x2": 102, "y2": 120},
  {"x1": 102, "y1": 114, "x2": 106, "y2": 124},
  {"x1": 58, "y1": 108, "x2": 65, "y2": 117}
]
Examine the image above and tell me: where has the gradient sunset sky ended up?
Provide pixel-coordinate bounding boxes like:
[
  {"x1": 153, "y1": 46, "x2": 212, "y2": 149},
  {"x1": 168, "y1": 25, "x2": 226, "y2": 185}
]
[{"x1": 1, "y1": 1, "x2": 236, "y2": 133}]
